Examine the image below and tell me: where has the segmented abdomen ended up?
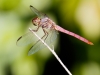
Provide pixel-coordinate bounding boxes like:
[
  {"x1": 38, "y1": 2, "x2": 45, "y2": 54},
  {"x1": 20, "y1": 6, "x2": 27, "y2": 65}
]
[{"x1": 55, "y1": 25, "x2": 93, "y2": 45}]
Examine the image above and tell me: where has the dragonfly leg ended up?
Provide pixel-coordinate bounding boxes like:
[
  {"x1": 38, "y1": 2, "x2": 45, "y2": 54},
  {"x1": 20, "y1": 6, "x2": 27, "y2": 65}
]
[
  {"x1": 43, "y1": 28, "x2": 48, "y2": 42},
  {"x1": 31, "y1": 28, "x2": 48, "y2": 46},
  {"x1": 32, "y1": 26, "x2": 40, "y2": 32},
  {"x1": 33, "y1": 28, "x2": 48, "y2": 43},
  {"x1": 29, "y1": 28, "x2": 49, "y2": 52}
]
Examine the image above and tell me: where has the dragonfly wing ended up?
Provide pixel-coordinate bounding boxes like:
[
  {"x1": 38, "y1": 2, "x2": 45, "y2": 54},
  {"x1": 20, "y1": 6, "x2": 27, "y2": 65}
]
[
  {"x1": 39, "y1": 29, "x2": 58, "y2": 52},
  {"x1": 28, "y1": 40, "x2": 43, "y2": 55},
  {"x1": 47, "y1": 29, "x2": 58, "y2": 44},
  {"x1": 28, "y1": 34, "x2": 47, "y2": 55},
  {"x1": 16, "y1": 31, "x2": 39, "y2": 46},
  {"x1": 30, "y1": 5, "x2": 46, "y2": 18},
  {"x1": 28, "y1": 29, "x2": 58, "y2": 56}
]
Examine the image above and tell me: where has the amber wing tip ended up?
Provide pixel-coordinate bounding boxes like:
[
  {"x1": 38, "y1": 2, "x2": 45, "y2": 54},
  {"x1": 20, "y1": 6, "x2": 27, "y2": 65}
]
[{"x1": 89, "y1": 42, "x2": 94, "y2": 45}]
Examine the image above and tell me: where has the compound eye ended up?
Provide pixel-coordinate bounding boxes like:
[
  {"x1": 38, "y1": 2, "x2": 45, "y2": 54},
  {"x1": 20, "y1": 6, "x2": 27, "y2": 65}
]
[
  {"x1": 32, "y1": 19, "x2": 37, "y2": 26},
  {"x1": 32, "y1": 17, "x2": 40, "y2": 26}
]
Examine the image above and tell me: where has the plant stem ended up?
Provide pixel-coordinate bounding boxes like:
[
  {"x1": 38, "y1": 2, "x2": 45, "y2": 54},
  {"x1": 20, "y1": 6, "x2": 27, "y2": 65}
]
[{"x1": 29, "y1": 28, "x2": 72, "y2": 75}]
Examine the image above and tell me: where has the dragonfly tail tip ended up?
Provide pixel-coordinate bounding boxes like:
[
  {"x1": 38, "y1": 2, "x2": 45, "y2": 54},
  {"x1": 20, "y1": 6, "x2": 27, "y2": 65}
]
[{"x1": 89, "y1": 42, "x2": 94, "y2": 45}]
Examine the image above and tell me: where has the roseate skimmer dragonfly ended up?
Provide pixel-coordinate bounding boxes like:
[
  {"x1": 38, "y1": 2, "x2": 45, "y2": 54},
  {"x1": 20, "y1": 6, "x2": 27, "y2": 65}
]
[{"x1": 17, "y1": 5, "x2": 93, "y2": 55}]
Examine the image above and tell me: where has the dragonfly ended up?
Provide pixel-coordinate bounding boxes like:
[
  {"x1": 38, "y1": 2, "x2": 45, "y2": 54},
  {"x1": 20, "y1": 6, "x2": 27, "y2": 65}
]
[{"x1": 16, "y1": 5, "x2": 93, "y2": 55}]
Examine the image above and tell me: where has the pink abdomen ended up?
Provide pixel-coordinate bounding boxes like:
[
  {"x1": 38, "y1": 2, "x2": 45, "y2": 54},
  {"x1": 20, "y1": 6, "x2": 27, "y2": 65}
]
[{"x1": 55, "y1": 25, "x2": 93, "y2": 45}]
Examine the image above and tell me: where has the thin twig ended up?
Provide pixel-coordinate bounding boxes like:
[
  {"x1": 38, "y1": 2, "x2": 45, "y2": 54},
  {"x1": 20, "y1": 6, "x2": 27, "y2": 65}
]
[{"x1": 29, "y1": 28, "x2": 72, "y2": 75}]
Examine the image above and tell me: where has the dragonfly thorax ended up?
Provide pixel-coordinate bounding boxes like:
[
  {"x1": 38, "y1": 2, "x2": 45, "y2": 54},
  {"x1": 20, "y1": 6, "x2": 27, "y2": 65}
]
[
  {"x1": 40, "y1": 17, "x2": 55, "y2": 29},
  {"x1": 32, "y1": 16, "x2": 56, "y2": 30}
]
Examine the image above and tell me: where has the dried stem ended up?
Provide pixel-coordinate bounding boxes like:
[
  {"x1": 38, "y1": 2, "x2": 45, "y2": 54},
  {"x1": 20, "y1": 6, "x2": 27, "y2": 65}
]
[{"x1": 29, "y1": 28, "x2": 72, "y2": 75}]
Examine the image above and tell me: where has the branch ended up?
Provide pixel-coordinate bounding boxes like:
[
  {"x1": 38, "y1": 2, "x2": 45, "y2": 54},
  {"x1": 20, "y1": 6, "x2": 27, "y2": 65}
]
[{"x1": 29, "y1": 28, "x2": 72, "y2": 75}]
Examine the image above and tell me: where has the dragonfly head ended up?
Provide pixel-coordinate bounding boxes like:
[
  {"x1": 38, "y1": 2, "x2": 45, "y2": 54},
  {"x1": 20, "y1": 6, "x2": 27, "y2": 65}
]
[{"x1": 32, "y1": 17, "x2": 41, "y2": 26}]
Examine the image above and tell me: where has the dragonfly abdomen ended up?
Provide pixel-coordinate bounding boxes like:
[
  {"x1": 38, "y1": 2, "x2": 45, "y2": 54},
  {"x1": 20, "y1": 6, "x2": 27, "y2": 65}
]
[{"x1": 55, "y1": 25, "x2": 93, "y2": 45}]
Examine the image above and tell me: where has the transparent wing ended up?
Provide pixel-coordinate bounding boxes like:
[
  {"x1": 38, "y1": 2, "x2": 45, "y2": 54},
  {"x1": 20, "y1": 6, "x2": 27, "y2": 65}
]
[
  {"x1": 16, "y1": 31, "x2": 39, "y2": 46},
  {"x1": 46, "y1": 29, "x2": 58, "y2": 44},
  {"x1": 28, "y1": 38, "x2": 45, "y2": 55},
  {"x1": 30, "y1": 5, "x2": 47, "y2": 18},
  {"x1": 28, "y1": 29, "x2": 58, "y2": 55}
]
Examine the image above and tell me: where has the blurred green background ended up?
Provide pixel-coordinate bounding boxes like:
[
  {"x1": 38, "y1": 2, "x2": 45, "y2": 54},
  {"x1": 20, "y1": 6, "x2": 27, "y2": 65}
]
[{"x1": 0, "y1": 0, "x2": 100, "y2": 75}]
